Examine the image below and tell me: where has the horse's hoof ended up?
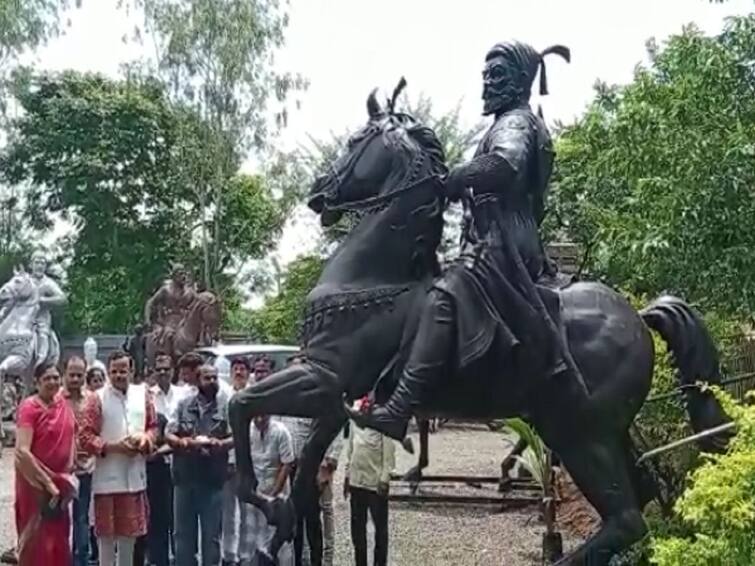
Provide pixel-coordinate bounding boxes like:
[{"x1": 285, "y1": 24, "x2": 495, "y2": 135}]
[
  {"x1": 268, "y1": 496, "x2": 296, "y2": 540},
  {"x1": 403, "y1": 466, "x2": 422, "y2": 494}
]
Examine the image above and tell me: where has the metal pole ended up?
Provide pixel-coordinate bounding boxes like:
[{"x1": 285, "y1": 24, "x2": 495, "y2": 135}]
[{"x1": 636, "y1": 422, "x2": 736, "y2": 464}]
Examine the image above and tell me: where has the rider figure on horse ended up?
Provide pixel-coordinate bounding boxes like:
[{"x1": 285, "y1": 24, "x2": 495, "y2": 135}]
[
  {"x1": 29, "y1": 251, "x2": 66, "y2": 367},
  {"x1": 351, "y1": 41, "x2": 590, "y2": 441},
  {"x1": 144, "y1": 264, "x2": 197, "y2": 355}
]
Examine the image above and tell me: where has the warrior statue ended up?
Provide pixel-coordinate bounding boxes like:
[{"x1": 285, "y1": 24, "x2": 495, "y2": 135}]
[
  {"x1": 350, "y1": 41, "x2": 588, "y2": 440},
  {"x1": 143, "y1": 263, "x2": 220, "y2": 365},
  {"x1": 0, "y1": 252, "x2": 65, "y2": 403},
  {"x1": 28, "y1": 251, "x2": 66, "y2": 367},
  {"x1": 227, "y1": 50, "x2": 733, "y2": 563}
]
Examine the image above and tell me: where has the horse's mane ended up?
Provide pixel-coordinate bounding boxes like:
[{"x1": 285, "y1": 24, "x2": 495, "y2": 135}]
[
  {"x1": 385, "y1": 112, "x2": 448, "y2": 277},
  {"x1": 390, "y1": 112, "x2": 448, "y2": 178}
]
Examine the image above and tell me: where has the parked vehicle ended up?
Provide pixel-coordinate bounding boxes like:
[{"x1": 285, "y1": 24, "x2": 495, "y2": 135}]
[{"x1": 195, "y1": 344, "x2": 299, "y2": 383}]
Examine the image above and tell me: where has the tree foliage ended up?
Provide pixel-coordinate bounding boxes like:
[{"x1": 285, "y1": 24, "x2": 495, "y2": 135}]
[
  {"x1": 550, "y1": 16, "x2": 755, "y2": 316},
  {"x1": 251, "y1": 254, "x2": 324, "y2": 344},
  {"x1": 0, "y1": 70, "x2": 283, "y2": 333},
  {"x1": 126, "y1": 0, "x2": 305, "y2": 288}
]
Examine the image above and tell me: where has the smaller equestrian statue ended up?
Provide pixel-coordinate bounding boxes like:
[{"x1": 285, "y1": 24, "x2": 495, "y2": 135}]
[
  {"x1": 143, "y1": 264, "x2": 221, "y2": 367},
  {"x1": 0, "y1": 252, "x2": 66, "y2": 418}
]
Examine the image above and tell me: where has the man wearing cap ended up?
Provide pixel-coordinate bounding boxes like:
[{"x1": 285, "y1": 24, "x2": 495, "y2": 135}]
[{"x1": 350, "y1": 41, "x2": 589, "y2": 441}]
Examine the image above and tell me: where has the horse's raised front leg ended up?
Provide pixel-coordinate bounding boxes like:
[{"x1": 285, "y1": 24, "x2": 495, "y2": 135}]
[
  {"x1": 228, "y1": 362, "x2": 341, "y2": 551},
  {"x1": 277, "y1": 416, "x2": 345, "y2": 564}
]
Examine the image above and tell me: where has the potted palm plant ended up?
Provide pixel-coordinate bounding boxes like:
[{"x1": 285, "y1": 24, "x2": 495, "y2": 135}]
[{"x1": 503, "y1": 418, "x2": 563, "y2": 564}]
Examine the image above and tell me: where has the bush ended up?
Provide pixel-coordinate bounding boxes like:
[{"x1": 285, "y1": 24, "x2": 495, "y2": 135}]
[{"x1": 650, "y1": 389, "x2": 755, "y2": 566}]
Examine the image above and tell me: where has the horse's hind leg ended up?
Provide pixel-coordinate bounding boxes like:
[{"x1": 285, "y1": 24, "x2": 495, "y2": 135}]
[
  {"x1": 402, "y1": 418, "x2": 430, "y2": 493},
  {"x1": 546, "y1": 432, "x2": 647, "y2": 566},
  {"x1": 499, "y1": 436, "x2": 527, "y2": 491}
]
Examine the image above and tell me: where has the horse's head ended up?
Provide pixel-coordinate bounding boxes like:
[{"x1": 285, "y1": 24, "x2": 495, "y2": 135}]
[
  {"x1": 0, "y1": 268, "x2": 36, "y2": 304},
  {"x1": 308, "y1": 80, "x2": 448, "y2": 226}
]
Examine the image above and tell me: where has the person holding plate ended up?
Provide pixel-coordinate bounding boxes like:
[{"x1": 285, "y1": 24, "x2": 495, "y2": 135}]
[
  {"x1": 167, "y1": 364, "x2": 233, "y2": 566},
  {"x1": 79, "y1": 350, "x2": 158, "y2": 566}
]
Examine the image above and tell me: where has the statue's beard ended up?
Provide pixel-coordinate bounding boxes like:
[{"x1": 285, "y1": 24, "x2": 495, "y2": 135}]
[{"x1": 482, "y1": 83, "x2": 521, "y2": 116}]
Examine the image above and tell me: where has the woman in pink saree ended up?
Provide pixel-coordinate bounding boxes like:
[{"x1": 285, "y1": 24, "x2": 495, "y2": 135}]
[{"x1": 14, "y1": 362, "x2": 77, "y2": 566}]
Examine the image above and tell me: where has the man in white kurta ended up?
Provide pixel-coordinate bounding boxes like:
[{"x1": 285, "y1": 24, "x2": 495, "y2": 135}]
[{"x1": 80, "y1": 351, "x2": 157, "y2": 566}]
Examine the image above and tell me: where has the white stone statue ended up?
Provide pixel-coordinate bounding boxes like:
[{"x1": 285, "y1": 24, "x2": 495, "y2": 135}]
[
  {"x1": 29, "y1": 251, "x2": 66, "y2": 366},
  {"x1": 0, "y1": 252, "x2": 66, "y2": 394}
]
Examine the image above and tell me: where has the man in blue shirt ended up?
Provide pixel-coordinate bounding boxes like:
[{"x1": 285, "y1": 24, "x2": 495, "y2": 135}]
[{"x1": 167, "y1": 364, "x2": 233, "y2": 566}]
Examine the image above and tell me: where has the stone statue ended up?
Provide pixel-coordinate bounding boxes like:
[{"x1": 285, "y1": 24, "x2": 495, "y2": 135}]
[
  {"x1": 29, "y1": 251, "x2": 66, "y2": 367},
  {"x1": 227, "y1": 68, "x2": 731, "y2": 566},
  {"x1": 143, "y1": 263, "x2": 220, "y2": 366},
  {"x1": 0, "y1": 255, "x2": 65, "y2": 394}
]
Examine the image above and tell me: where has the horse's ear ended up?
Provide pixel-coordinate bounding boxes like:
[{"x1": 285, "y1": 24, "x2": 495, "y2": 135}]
[
  {"x1": 388, "y1": 77, "x2": 407, "y2": 114},
  {"x1": 367, "y1": 88, "x2": 383, "y2": 120}
]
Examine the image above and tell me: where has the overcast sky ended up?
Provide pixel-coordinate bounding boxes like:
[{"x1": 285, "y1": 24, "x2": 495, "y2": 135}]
[{"x1": 30, "y1": 0, "x2": 754, "y2": 287}]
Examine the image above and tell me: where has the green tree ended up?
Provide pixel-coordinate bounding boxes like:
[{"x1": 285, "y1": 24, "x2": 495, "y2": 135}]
[
  {"x1": 251, "y1": 254, "x2": 324, "y2": 344},
  {"x1": 1, "y1": 70, "x2": 284, "y2": 333},
  {"x1": 549, "y1": 16, "x2": 755, "y2": 316},
  {"x1": 1, "y1": 70, "x2": 195, "y2": 332},
  {"x1": 126, "y1": 0, "x2": 306, "y2": 288},
  {"x1": 0, "y1": 185, "x2": 32, "y2": 281}
]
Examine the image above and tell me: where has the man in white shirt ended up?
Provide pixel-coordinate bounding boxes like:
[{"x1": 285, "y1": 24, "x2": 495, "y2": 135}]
[
  {"x1": 242, "y1": 413, "x2": 295, "y2": 566},
  {"x1": 343, "y1": 396, "x2": 395, "y2": 566},
  {"x1": 221, "y1": 357, "x2": 253, "y2": 566}
]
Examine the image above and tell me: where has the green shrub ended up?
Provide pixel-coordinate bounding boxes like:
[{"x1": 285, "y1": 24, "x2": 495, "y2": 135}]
[{"x1": 651, "y1": 389, "x2": 755, "y2": 566}]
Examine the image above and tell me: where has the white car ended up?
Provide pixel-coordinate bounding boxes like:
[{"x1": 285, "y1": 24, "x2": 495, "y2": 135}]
[{"x1": 195, "y1": 343, "x2": 300, "y2": 383}]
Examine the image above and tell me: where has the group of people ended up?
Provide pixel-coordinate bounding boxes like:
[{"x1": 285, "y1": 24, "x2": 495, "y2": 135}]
[{"x1": 10, "y1": 347, "x2": 396, "y2": 566}]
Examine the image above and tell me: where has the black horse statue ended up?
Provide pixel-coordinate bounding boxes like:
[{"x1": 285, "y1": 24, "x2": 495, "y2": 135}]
[{"x1": 229, "y1": 89, "x2": 729, "y2": 565}]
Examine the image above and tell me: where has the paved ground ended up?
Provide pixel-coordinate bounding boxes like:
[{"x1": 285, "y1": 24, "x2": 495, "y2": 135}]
[{"x1": 0, "y1": 423, "x2": 578, "y2": 565}]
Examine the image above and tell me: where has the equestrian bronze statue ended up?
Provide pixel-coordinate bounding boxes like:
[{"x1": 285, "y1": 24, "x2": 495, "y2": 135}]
[
  {"x1": 229, "y1": 42, "x2": 729, "y2": 565},
  {"x1": 143, "y1": 264, "x2": 220, "y2": 366}
]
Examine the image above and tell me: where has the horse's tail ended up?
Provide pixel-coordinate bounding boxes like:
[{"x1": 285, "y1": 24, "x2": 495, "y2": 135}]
[{"x1": 640, "y1": 295, "x2": 731, "y2": 453}]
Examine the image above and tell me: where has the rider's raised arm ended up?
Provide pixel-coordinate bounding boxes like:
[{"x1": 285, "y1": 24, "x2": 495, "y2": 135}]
[
  {"x1": 39, "y1": 277, "x2": 66, "y2": 307},
  {"x1": 446, "y1": 112, "x2": 535, "y2": 199},
  {"x1": 144, "y1": 285, "x2": 167, "y2": 325}
]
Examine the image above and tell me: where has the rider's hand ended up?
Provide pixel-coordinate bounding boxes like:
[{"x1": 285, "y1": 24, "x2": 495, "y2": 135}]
[{"x1": 444, "y1": 165, "x2": 471, "y2": 202}]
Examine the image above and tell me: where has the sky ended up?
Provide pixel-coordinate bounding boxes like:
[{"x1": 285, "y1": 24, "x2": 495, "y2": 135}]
[{"x1": 27, "y1": 0, "x2": 754, "y2": 292}]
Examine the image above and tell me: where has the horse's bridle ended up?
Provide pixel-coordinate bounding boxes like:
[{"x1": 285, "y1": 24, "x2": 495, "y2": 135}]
[{"x1": 314, "y1": 121, "x2": 443, "y2": 214}]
